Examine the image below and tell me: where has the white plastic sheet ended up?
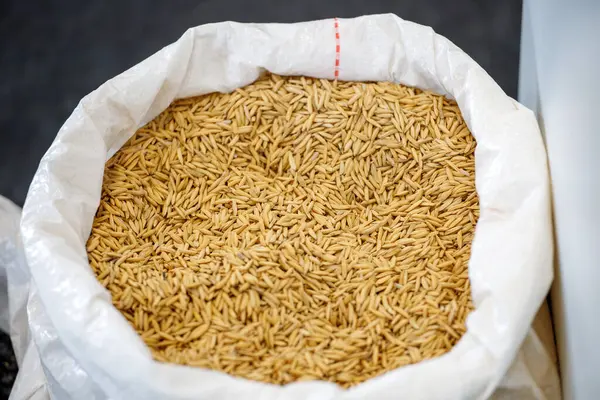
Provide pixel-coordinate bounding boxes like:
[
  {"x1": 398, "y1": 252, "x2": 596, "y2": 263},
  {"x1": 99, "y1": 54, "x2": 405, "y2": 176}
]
[
  {"x1": 0, "y1": 197, "x2": 49, "y2": 400},
  {"x1": 9, "y1": 14, "x2": 558, "y2": 399}
]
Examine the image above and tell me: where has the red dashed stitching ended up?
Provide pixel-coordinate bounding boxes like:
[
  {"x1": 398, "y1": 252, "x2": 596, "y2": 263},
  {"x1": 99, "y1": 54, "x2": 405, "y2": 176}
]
[{"x1": 334, "y1": 18, "x2": 340, "y2": 79}]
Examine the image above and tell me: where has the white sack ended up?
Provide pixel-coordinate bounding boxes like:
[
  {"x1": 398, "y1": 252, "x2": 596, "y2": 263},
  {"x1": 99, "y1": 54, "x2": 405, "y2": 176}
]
[
  {"x1": 0, "y1": 197, "x2": 20, "y2": 334},
  {"x1": 13, "y1": 14, "x2": 557, "y2": 400},
  {"x1": 0, "y1": 197, "x2": 49, "y2": 400}
]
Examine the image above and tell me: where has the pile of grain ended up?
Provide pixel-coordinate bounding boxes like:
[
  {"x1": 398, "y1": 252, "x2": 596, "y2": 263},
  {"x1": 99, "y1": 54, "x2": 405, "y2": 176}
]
[{"x1": 87, "y1": 74, "x2": 478, "y2": 387}]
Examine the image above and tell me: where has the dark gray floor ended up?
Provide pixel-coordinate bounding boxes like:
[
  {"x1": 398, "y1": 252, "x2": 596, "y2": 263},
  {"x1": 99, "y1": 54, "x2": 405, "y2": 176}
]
[{"x1": 0, "y1": 0, "x2": 522, "y2": 397}]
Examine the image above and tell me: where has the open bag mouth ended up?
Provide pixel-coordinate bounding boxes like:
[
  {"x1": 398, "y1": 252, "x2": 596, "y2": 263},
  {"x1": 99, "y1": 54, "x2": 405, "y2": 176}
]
[{"x1": 20, "y1": 14, "x2": 552, "y2": 400}]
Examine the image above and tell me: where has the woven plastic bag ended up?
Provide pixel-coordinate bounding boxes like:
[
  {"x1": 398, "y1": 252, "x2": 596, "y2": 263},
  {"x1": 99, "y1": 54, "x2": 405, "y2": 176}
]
[{"x1": 12, "y1": 14, "x2": 558, "y2": 400}]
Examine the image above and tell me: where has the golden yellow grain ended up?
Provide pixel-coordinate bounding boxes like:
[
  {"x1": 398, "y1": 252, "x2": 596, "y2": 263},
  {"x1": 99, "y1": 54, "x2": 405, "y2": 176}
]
[{"x1": 87, "y1": 74, "x2": 479, "y2": 388}]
